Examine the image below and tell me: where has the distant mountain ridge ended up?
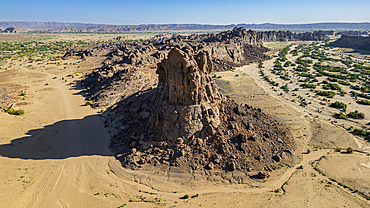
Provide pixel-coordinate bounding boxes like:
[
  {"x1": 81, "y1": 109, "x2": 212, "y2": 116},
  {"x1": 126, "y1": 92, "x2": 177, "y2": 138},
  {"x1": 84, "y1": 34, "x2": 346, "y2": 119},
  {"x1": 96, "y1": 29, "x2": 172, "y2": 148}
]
[
  {"x1": 0, "y1": 21, "x2": 369, "y2": 31},
  {"x1": 0, "y1": 21, "x2": 106, "y2": 29}
]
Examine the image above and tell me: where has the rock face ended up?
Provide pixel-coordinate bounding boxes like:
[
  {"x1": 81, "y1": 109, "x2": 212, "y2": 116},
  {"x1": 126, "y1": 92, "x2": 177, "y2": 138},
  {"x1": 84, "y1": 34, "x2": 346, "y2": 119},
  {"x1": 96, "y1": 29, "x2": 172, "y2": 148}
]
[
  {"x1": 150, "y1": 48, "x2": 222, "y2": 140},
  {"x1": 330, "y1": 35, "x2": 370, "y2": 51},
  {"x1": 78, "y1": 27, "x2": 270, "y2": 107},
  {"x1": 257, "y1": 30, "x2": 329, "y2": 42},
  {"x1": 326, "y1": 30, "x2": 369, "y2": 36},
  {"x1": 0, "y1": 27, "x2": 27, "y2": 33},
  {"x1": 75, "y1": 28, "x2": 329, "y2": 109},
  {"x1": 109, "y1": 47, "x2": 294, "y2": 172},
  {"x1": 65, "y1": 27, "x2": 269, "y2": 71}
]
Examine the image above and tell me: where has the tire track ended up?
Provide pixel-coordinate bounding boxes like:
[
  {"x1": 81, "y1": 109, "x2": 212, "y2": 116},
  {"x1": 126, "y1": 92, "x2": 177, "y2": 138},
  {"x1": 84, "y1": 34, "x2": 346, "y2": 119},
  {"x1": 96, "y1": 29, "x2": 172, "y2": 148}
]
[{"x1": 13, "y1": 160, "x2": 56, "y2": 208}]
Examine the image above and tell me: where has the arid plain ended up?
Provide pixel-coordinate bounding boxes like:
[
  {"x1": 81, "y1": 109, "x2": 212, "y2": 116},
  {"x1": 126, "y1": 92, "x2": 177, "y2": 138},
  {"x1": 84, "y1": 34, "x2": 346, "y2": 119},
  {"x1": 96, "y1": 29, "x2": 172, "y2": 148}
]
[{"x1": 1, "y1": 32, "x2": 370, "y2": 208}]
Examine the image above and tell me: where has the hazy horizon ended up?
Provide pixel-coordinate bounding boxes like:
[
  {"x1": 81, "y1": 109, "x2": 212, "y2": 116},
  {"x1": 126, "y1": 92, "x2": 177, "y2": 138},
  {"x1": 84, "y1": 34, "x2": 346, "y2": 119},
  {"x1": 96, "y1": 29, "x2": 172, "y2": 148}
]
[
  {"x1": 1, "y1": 0, "x2": 369, "y2": 25},
  {"x1": 1, "y1": 21, "x2": 370, "y2": 26}
]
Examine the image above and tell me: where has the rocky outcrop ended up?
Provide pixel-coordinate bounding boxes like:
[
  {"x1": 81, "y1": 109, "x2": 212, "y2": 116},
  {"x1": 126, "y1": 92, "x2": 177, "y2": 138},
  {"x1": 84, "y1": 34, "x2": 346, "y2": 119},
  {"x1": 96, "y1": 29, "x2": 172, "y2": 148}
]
[
  {"x1": 76, "y1": 27, "x2": 330, "y2": 109},
  {"x1": 76, "y1": 27, "x2": 269, "y2": 107},
  {"x1": 86, "y1": 67, "x2": 157, "y2": 108},
  {"x1": 62, "y1": 47, "x2": 98, "y2": 59},
  {"x1": 65, "y1": 27, "x2": 269, "y2": 69},
  {"x1": 0, "y1": 84, "x2": 26, "y2": 111},
  {"x1": 109, "y1": 47, "x2": 294, "y2": 172},
  {"x1": 323, "y1": 30, "x2": 369, "y2": 36},
  {"x1": 257, "y1": 30, "x2": 329, "y2": 42},
  {"x1": 0, "y1": 27, "x2": 27, "y2": 33},
  {"x1": 330, "y1": 35, "x2": 370, "y2": 51}
]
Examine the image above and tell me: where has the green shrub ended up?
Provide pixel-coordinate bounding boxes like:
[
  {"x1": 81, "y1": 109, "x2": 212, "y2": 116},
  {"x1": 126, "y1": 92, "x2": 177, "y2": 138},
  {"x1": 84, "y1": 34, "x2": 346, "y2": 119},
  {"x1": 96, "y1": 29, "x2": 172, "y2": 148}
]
[
  {"x1": 357, "y1": 99, "x2": 370, "y2": 105},
  {"x1": 300, "y1": 83, "x2": 316, "y2": 89},
  {"x1": 6, "y1": 108, "x2": 25, "y2": 115},
  {"x1": 191, "y1": 193, "x2": 199, "y2": 198},
  {"x1": 334, "y1": 112, "x2": 347, "y2": 119},
  {"x1": 281, "y1": 84, "x2": 289, "y2": 93},
  {"x1": 330, "y1": 101, "x2": 346, "y2": 110},
  {"x1": 353, "y1": 128, "x2": 368, "y2": 136},
  {"x1": 346, "y1": 147, "x2": 353, "y2": 154},
  {"x1": 347, "y1": 110, "x2": 365, "y2": 119},
  {"x1": 182, "y1": 194, "x2": 189, "y2": 199},
  {"x1": 85, "y1": 100, "x2": 93, "y2": 106},
  {"x1": 317, "y1": 91, "x2": 336, "y2": 97},
  {"x1": 284, "y1": 61, "x2": 292, "y2": 67}
]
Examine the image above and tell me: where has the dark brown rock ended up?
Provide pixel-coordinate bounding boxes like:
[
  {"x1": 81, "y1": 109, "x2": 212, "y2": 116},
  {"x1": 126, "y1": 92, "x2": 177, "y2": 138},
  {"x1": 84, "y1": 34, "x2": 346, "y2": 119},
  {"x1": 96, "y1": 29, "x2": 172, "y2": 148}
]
[
  {"x1": 257, "y1": 171, "x2": 269, "y2": 179},
  {"x1": 272, "y1": 155, "x2": 281, "y2": 162},
  {"x1": 108, "y1": 47, "x2": 294, "y2": 172}
]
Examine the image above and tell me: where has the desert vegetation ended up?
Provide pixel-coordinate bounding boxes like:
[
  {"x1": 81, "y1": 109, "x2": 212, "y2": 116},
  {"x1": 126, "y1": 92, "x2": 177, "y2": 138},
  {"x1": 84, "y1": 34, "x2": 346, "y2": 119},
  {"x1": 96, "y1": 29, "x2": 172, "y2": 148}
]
[{"x1": 257, "y1": 40, "x2": 370, "y2": 131}]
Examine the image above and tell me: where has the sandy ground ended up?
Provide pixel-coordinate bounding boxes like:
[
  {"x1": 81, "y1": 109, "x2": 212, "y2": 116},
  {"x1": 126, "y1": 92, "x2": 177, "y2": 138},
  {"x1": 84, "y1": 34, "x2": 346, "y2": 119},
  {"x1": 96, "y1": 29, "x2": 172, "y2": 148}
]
[{"x1": 1, "y1": 36, "x2": 370, "y2": 207}]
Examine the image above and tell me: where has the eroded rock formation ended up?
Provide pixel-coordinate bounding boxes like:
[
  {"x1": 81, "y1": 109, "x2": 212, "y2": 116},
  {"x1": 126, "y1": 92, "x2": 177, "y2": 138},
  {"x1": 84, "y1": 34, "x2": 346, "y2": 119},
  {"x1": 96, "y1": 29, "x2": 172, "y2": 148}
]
[
  {"x1": 330, "y1": 35, "x2": 370, "y2": 51},
  {"x1": 78, "y1": 27, "x2": 270, "y2": 107},
  {"x1": 257, "y1": 30, "x2": 329, "y2": 42},
  {"x1": 109, "y1": 47, "x2": 294, "y2": 172}
]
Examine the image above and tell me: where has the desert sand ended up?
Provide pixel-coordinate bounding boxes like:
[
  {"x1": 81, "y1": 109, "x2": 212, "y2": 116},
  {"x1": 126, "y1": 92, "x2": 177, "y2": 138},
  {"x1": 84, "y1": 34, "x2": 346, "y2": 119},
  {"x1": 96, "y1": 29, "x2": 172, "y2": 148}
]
[{"x1": 1, "y1": 34, "x2": 370, "y2": 207}]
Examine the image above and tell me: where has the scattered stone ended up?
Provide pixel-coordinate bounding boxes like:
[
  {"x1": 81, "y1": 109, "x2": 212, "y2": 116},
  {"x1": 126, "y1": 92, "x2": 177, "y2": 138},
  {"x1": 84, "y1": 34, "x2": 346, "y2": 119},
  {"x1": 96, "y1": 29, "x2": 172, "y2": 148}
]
[
  {"x1": 249, "y1": 135, "x2": 258, "y2": 141},
  {"x1": 280, "y1": 152, "x2": 287, "y2": 159},
  {"x1": 208, "y1": 162, "x2": 214, "y2": 170},
  {"x1": 257, "y1": 171, "x2": 269, "y2": 179},
  {"x1": 285, "y1": 149, "x2": 295, "y2": 155},
  {"x1": 230, "y1": 162, "x2": 236, "y2": 171},
  {"x1": 272, "y1": 155, "x2": 281, "y2": 162},
  {"x1": 277, "y1": 137, "x2": 284, "y2": 143},
  {"x1": 234, "y1": 106, "x2": 247, "y2": 116},
  {"x1": 239, "y1": 133, "x2": 247, "y2": 143},
  {"x1": 240, "y1": 143, "x2": 247, "y2": 151}
]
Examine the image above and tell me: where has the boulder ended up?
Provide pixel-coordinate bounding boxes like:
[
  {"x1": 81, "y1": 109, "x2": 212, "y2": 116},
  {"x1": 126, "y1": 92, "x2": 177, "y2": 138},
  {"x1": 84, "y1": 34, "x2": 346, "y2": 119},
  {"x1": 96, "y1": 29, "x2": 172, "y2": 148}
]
[{"x1": 257, "y1": 171, "x2": 269, "y2": 179}]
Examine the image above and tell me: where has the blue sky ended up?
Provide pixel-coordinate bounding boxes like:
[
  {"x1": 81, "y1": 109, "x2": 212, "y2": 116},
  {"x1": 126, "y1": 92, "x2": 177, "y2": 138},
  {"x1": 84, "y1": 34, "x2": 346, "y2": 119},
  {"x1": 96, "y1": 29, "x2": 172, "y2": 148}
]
[{"x1": 1, "y1": 0, "x2": 369, "y2": 25}]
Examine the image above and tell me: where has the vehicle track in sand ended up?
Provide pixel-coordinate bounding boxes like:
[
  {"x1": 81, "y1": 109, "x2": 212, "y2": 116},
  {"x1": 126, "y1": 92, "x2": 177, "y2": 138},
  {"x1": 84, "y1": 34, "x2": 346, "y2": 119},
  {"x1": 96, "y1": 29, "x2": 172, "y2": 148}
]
[{"x1": 0, "y1": 67, "x2": 115, "y2": 208}]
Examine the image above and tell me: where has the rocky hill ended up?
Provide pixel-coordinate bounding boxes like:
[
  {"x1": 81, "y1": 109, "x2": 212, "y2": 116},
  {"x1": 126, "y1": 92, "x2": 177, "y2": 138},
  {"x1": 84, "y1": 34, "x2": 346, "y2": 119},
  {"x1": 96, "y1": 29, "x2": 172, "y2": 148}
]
[
  {"x1": 67, "y1": 27, "x2": 270, "y2": 107},
  {"x1": 323, "y1": 30, "x2": 369, "y2": 36},
  {"x1": 257, "y1": 30, "x2": 329, "y2": 42},
  {"x1": 330, "y1": 35, "x2": 370, "y2": 51},
  {"x1": 0, "y1": 27, "x2": 27, "y2": 33},
  {"x1": 67, "y1": 27, "x2": 330, "y2": 109},
  {"x1": 108, "y1": 47, "x2": 294, "y2": 173}
]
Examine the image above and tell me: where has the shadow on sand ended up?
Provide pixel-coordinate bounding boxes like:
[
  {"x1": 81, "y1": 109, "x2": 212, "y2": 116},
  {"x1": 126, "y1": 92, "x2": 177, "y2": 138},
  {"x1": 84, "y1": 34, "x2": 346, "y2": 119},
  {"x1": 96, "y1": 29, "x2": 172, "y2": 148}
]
[{"x1": 0, "y1": 114, "x2": 113, "y2": 160}]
